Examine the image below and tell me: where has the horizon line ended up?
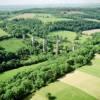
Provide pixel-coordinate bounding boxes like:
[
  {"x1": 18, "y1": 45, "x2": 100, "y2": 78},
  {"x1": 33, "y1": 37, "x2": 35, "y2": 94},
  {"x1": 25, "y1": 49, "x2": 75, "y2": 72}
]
[{"x1": 0, "y1": 3, "x2": 100, "y2": 6}]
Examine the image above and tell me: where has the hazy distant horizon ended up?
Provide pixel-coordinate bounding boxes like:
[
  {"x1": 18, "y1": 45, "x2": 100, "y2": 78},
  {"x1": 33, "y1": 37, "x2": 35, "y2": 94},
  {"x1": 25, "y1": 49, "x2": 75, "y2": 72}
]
[
  {"x1": 0, "y1": 3, "x2": 100, "y2": 11},
  {"x1": 0, "y1": 0, "x2": 100, "y2": 6},
  {"x1": 0, "y1": 3, "x2": 100, "y2": 7}
]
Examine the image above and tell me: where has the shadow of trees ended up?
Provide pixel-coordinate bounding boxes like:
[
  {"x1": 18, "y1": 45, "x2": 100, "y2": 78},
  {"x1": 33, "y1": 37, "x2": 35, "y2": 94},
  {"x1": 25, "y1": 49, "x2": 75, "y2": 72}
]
[{"x1": 46, "y1": 93, "x2": 56, "y2": 100}]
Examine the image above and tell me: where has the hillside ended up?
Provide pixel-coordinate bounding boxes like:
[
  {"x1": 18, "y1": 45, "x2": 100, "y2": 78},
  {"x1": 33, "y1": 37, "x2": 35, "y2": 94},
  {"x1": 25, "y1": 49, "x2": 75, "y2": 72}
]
[{"x1": 0, "y1": 7, "x2": 100, "y2": 100}]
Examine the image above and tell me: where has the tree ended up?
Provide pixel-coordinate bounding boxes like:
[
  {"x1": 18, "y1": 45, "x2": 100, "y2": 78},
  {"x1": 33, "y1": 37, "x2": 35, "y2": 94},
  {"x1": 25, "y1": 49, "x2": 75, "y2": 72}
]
[{"x1": 46, "y1": 93, "x2": 56, "y2": 100}]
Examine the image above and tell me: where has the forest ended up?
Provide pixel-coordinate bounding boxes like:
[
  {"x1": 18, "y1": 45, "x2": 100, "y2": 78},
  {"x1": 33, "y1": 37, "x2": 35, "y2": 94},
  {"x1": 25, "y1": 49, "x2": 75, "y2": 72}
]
[{"x1": 0, "y1": 7, "x2": 100, "y2": 100}]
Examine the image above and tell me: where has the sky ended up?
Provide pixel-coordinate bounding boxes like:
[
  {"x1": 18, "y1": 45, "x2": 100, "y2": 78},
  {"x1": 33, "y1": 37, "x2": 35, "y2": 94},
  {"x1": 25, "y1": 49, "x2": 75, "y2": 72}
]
[{"x1": 0, "y1": 0, "x2": 100, "y2": 5}]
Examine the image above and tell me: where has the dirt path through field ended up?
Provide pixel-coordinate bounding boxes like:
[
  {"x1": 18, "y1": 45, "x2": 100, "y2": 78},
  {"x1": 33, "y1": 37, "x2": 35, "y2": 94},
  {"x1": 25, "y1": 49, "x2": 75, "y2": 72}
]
[
  {"x1": 82, "y1": 29, "x2": 100, "y2": 35},
  {"x1": 59, "y1": 70, "x2": 100, "y2": 100}
]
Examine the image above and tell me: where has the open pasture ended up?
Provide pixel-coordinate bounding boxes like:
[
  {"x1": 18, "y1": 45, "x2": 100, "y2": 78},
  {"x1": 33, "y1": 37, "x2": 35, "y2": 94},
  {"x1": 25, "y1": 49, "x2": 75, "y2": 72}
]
[
  {"x1": 30, "y1": 82, "x2": 96, "y2": 100},
  {"x1": 0, "y1": 28, "x2": 8, "y2": 37},
  {"x1": 79, "y1": 54, "x2": 100, "y2": 78},
  {"x1": 0, "y1": 60, "x2": 47, "y2": 82},
  {"x1": 48, "y1": 31, "x2": 77, "y2": 42},
  {"x1": 10, "y1": 13, "x2": 72, "y2": 23},
  {"x1": 59, "y1": 70, "x2": 100, "y2": 100},
  {"x1": 0, "y1": 38, "x2": 26, "y2": 52}
]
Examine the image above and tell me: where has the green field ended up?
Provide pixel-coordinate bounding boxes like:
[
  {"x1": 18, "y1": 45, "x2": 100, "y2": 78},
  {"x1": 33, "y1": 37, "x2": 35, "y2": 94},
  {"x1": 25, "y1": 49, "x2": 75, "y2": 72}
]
[
  {"x1": 0, "y1": 56, "x2": 66, "y2": 82},
  {"x1": 79, "y1": 35, "x2": 91, "y2": 43},
  {"x1": 10, "y1": 13, "x2": 72, "y2": 23},
  {"x1": 38, "y1": 17, "x2": 72, "y2": 23},
  {"x1": 0, "y1": 60, "x2": 47, "y2": 82},
  {"x1": 0, "y1": 28, "x2": 8, "y2": 37},
  {"x1": 30, "y1": 82, "x2": 96, "y2": 100},
  {"x1": 10, "y1": 13, "x2": 53, "y2": 19},
  {"x1": 48, "y1": 31, "x2": 77, "y2": 42},
  {"x1": 0, "y1": 38, "x2": 26, "y2": 52},
  {"x1": 79, "y1": 55, "x2": 100, "y2": 78}
]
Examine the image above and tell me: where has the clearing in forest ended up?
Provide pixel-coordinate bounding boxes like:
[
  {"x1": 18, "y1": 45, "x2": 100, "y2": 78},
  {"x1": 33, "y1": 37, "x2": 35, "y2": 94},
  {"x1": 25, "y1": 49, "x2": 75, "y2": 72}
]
[
  {"x1": 0, "y1": 59, "x2": 47, "y2": 82},
  {"x1": 0, "y1": 38, "x2": 26, "y2": 52},
  {"x1": 48, "y1": 31, "x2": 77, "y2": 42},
  {"x1": 0, "y1": 28, "x2": 8, "y2": 37}
]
